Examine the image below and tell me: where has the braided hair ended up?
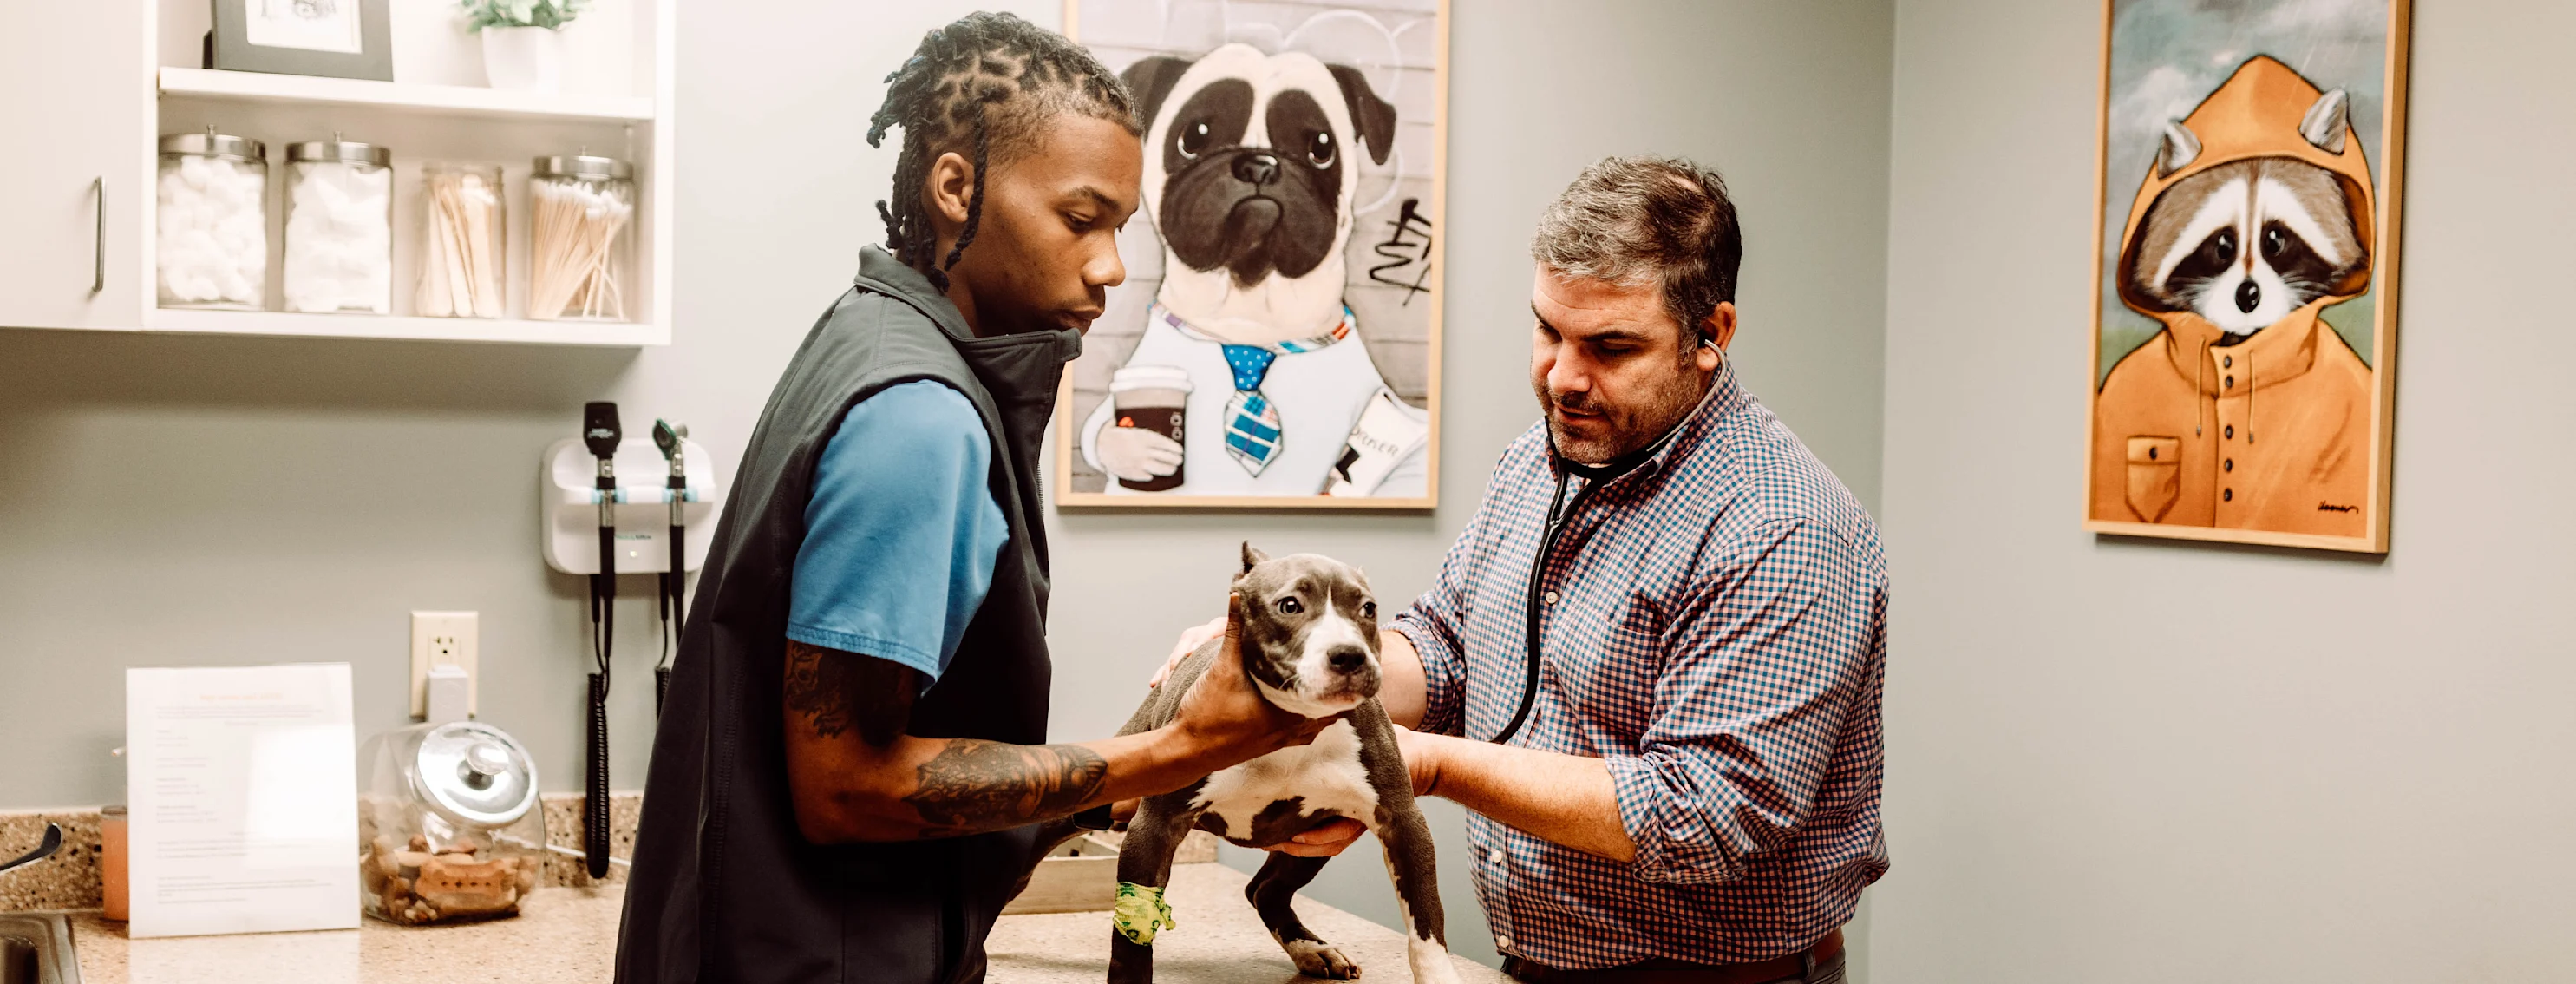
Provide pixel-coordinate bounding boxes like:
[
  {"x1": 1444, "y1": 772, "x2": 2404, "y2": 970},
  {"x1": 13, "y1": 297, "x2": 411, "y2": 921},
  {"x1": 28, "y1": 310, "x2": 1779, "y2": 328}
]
[{"x1": 866, "y1": 12, "x2": 1140, "y2": 292}]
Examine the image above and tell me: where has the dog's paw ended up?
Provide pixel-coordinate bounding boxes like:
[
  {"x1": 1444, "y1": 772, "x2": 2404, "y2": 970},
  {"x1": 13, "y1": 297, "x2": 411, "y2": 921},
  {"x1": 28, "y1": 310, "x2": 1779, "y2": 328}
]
[{"x1": 1285, "y1": 939, "x2": 1362, "y2": 979}]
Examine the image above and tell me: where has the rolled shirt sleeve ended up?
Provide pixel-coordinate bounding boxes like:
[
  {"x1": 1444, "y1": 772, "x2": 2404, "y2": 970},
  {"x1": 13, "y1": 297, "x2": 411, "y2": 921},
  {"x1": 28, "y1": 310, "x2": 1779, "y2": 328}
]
[
  {"x1": 787, "y1": 381, "x2": 1007, "y2": 687},
  {"x1": 1607, "y1": 517, "x2": 1881, "y2": 884},
  {"x1": 1391, "y1": 499, "x2": 1494, "y2": 738}
]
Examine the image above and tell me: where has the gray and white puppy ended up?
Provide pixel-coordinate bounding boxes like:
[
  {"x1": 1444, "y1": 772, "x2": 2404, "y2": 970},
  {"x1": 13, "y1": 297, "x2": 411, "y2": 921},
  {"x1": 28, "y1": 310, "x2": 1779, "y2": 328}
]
[{"x1": 1108, "y1": 543, "x2": 1459, "y2": 984}]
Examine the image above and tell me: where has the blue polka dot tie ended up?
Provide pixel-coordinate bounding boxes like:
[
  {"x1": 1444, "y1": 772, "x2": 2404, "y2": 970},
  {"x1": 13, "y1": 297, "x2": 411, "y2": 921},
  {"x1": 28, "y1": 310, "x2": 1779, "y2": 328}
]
[{"x1": 1220, "y1": 344, "x2": 1285, "y2": 475}]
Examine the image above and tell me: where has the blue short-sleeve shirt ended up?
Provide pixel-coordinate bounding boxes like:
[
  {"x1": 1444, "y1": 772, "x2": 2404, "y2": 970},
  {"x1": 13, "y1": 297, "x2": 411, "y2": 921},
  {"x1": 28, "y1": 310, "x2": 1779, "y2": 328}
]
[{"x1": 787, "y1": 380, "x2": 1007, "y2": 688}]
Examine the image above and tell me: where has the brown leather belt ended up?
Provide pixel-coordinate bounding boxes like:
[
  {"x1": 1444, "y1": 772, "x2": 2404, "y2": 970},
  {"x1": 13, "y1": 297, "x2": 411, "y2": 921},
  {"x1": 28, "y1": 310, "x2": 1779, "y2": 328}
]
[{"x1": 1501, "y1": 928, "x2": 1844, "y2": 984}]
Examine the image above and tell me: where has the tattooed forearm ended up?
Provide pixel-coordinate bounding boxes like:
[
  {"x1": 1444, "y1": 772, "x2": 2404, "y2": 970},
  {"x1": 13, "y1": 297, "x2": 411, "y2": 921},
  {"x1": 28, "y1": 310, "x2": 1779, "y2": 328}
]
[
  {"x1": 783, "y1": 640, "x2": 914, "y2": 746},
  {"x1": 904, "y1": 739, "x2": 1109, "y2": 836}
]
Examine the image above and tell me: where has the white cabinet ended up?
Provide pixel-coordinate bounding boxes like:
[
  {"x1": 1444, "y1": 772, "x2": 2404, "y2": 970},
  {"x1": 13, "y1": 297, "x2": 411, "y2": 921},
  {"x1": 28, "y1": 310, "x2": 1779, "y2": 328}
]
[
  {"x1": 0, "y1": 0, "x2": 147, "y2": 331},
  {"x1": 0, "y1": 0, "x2": 672, "y2": 348}
]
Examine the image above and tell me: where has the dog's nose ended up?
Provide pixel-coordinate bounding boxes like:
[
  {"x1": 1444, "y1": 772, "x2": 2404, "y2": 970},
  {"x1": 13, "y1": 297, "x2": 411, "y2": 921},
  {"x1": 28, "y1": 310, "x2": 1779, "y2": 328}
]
[
  {"x1": 2234, "y1": 280, "x2": 2260, "y2": 313},
  {"x1": 1233, "y1": 153, "x2": 1281, "y2": 187},
  {"x1": 1327, "y1": 646, "x2": 1370, "y2": 673}
]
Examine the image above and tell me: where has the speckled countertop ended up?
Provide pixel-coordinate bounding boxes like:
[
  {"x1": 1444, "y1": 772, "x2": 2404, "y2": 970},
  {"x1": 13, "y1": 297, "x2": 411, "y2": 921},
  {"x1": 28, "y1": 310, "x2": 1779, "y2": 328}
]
[{"x1": 62, "y1": 863, "x2": 1505, "y2": 984}]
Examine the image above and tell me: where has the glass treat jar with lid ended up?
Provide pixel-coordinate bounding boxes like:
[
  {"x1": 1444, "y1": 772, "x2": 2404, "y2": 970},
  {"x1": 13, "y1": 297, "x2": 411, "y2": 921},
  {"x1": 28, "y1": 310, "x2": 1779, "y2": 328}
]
[
  {"x1": 358, "y1": 720, "x2": 548, "y2": 925},
  {"x1": 417, "y1": 162, "x2": 507, "y2": 318},
  {"x1": 156, "y1": 128, "x2": 268, "y2": 310},
  {"x1": 529, "y1": 154, "x2": 635, "y2": 321},
  {"x1": 282, "y1": 138, "x2": 395, "y2": 314}
]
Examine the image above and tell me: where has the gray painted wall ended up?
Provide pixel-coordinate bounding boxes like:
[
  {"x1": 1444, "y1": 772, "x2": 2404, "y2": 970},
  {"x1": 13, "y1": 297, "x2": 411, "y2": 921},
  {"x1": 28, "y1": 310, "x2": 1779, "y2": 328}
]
[
  {"x1": 1873, "y1": 0, "x2": 2576, "y2": 980},
  {"x1": 0, "y1": 0, "x2": 1893, "y2": 972}
]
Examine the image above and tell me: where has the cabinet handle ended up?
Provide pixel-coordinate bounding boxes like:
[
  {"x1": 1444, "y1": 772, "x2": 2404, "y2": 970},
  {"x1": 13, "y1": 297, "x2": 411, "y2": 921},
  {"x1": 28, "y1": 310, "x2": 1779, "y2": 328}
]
[{"x1": 90, "y1": 177, "x2": 105, "y2": 294}]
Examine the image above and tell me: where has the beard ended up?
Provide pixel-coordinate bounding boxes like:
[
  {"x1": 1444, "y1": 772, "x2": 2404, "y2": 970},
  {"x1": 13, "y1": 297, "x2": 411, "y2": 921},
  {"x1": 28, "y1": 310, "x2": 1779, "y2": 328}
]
[{"x1": 1537, "y1": 353, "x2": 1710, "y2": 465}]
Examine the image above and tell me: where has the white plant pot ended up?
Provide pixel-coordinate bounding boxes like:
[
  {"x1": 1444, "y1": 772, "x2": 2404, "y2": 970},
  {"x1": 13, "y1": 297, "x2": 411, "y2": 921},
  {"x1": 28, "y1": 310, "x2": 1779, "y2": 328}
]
[{"x1": 481, "y1": 25, "x2": 566, "y2": 94}]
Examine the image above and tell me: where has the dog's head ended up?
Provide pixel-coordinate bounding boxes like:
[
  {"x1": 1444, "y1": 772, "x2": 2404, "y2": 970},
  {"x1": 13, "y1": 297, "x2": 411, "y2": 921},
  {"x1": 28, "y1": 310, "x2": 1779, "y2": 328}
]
[
  {"x1": 1229, "y1": 541, "x2": 1381, "y2": 718},
  {"x1": 1122, "y1": 44, "x2": 1396, "y2": 342}
]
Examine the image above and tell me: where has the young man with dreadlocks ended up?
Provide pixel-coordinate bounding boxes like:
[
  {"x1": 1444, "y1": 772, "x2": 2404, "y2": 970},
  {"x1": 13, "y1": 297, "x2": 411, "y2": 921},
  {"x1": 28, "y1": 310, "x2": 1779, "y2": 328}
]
[{"x1": 617, "y1": 13, "x2": 1335, "y2": 984}]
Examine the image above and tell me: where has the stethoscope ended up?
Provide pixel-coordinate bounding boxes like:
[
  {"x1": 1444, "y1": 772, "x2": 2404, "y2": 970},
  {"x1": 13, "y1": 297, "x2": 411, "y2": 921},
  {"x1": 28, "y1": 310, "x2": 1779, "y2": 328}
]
[{"x1": 1487, "y1": 347, "x2": 1714, "y2": 745}]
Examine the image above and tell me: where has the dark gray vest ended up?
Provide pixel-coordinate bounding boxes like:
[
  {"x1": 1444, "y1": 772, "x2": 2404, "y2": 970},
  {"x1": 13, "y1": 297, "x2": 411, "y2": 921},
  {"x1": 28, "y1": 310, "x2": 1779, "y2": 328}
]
[{"x1": 617, "y1": 246, "x2": 1078, "y2": 984}]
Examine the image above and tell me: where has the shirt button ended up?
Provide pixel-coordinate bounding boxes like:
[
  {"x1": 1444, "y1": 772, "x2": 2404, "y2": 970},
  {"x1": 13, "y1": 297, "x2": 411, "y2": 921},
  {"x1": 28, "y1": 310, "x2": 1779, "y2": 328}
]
[
  {"x1": 2224, "y1": 375, "x2": 2235, "y2": 389},
  {"x1": 1496, "y1": 935, "x2": 1514, "y2": 951},
  {"x1": 1543, "y1": 591, "x2": 1559, "y2": 606},
  {"x1": 1489, "y1": 849, "x2": 1506, "y2": 864},
  {"x1": 2225, "y1": 424, "x2": 2235, "y2": 440},
  {"x1": 2222, "y1": 355, "x2": 2233, "y2": 369},
  {"x1": 2223, "y1": 488, "x2": 2233, "y2": 502},
  {"x1": 2223, "y1": 458, "x2": 2233, "y2": 472}
]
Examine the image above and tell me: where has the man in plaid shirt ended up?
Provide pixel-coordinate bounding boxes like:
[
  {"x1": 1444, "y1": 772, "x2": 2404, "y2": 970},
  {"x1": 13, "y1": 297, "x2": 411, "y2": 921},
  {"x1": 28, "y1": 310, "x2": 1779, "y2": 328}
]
[{"x1": 1173, "y1": 155, "x2": 1886, "y2": 983}]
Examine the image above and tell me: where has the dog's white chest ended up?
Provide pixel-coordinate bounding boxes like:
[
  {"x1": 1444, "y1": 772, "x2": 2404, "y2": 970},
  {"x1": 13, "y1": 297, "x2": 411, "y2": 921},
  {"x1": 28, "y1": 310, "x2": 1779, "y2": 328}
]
[{"x1": 1190, "y1": 719, "x2": 1379, "y2": 843}]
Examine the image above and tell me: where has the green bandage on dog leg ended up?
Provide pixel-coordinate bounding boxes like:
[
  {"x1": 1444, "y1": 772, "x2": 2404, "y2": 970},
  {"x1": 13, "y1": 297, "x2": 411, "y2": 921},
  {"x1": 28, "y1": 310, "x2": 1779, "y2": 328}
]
[{"x1": 1111, "y1": 882, "x2": 1176, "y2": 945}]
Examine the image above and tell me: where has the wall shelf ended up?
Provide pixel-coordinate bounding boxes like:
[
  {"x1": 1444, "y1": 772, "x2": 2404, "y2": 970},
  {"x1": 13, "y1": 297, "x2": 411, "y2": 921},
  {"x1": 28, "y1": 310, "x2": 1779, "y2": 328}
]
[
  {"x1": 0, "y1": 2, "x2": 672, "y2": 347},
  {"x1": 159, "y1": 68, "x2": 656, "y2": 124},
  {"x1": 147, "y1": 308, "x2": 665, "y2": 347}
]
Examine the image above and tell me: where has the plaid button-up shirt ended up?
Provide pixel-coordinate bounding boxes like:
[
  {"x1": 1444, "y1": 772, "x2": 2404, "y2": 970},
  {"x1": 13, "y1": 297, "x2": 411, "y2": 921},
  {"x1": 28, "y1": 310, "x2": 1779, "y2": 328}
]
[{"x1": 1392, "y1": 364, "x2": 1888, "y2": 968}]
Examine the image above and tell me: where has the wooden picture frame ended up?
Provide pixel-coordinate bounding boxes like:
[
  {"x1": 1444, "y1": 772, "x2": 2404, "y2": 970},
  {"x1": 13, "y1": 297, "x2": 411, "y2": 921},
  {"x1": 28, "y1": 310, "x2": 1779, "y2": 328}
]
[
  {"x1": 2083, "y1": 0, "x2": 2411, "y2": 553},
  {"x1": 1057, "y1": 0, "x2": 1448, "y2": 511},
  {"x1": 211, "y1": 0, "x2": 395, "y2": 82}
]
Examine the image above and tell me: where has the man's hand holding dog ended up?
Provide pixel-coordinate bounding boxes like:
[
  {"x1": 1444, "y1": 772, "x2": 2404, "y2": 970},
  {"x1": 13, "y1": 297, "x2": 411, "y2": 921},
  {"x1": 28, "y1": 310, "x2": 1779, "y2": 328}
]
[{"x1": 1168, "y1": 595, "x2": 1347, "y2": 765}]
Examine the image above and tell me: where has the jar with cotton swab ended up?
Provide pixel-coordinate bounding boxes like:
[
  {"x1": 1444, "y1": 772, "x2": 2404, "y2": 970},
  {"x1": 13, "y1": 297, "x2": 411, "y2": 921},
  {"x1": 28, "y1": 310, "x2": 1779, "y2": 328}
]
[
  {"x1": 417, "y1": 162, "x2": 507, "y2": 318},
  {"x1": 282, "y1": 137, "x2": 396, "y2": 314},
  {"x1": 529, "y1": 154, "x2": 635, "y2": 322}
]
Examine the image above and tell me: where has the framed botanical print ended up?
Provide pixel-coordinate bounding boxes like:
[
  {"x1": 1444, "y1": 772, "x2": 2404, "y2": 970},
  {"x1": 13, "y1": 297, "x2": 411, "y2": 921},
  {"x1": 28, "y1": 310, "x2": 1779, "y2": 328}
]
[
  {"x1": 1059, "y1": 0, "x2": 1447, "y2": 509},
  {"x1": 2086, "y1": 0, "x2": 2412, "y2": 552}
]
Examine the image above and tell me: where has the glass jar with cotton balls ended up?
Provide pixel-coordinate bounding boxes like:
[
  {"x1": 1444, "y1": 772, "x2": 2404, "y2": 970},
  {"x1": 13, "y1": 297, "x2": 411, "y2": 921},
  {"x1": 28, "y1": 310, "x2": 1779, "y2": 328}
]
[
  {"x1": 282, "y1": 137, "x2": 396, "y2": 315},
  {"x1": 155, "y1": 129, "x2": 268, "y2": 311}
]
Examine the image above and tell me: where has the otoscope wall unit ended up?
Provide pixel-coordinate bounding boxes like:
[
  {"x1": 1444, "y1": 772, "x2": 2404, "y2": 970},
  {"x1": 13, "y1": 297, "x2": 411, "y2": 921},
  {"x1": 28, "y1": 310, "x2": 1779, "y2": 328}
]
[{"x1": 540, "y1": 436, "x2": 716, "y2": 576}]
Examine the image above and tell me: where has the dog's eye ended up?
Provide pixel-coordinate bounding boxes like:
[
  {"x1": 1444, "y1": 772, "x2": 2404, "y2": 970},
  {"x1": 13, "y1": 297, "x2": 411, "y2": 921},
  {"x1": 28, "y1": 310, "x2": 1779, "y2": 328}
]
[
  {"x1": 1275, "y1": 597, "x2": 1304, "y2": 615},
  {"x1": 1306, "y1": 131, "x2": 1335, "y2": 167},
  {"x1": 1361, "y1": 600, "x2": 1377, "y2": 619},
  {"x1": 1177, "y1": 121, "x2": 1212, "y2": 160}
]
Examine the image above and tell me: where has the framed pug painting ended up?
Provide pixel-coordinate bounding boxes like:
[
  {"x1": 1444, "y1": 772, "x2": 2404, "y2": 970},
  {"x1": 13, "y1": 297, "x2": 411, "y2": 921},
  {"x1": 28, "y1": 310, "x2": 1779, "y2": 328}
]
[
  {"x1": 2087, "y1": 0, "x2": 2411, "y2": 552},
  {"x1": 1060, "y1": 0, "x2": 1447, "y2": 509}
]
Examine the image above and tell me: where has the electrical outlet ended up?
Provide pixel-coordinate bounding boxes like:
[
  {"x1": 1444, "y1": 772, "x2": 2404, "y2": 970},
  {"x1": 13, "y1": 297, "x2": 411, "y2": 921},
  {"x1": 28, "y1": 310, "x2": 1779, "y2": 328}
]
[{"x1": 409, "y1": 611, "x2": 479, "y2": 718}]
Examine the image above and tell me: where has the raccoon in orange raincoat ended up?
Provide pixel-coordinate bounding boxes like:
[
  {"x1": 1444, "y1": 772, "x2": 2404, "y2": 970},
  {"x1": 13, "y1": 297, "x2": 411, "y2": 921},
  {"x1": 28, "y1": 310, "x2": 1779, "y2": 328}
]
[{"x1": 2091, "y1": 55, "x2": 2379, "y2": 538}]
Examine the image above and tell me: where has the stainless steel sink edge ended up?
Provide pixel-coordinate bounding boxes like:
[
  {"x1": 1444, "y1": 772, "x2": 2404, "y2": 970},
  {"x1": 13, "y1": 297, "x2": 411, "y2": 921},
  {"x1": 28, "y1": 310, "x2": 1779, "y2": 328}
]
[{"x1": 0, "y1": 913, "x2": 81, "y2": 984}]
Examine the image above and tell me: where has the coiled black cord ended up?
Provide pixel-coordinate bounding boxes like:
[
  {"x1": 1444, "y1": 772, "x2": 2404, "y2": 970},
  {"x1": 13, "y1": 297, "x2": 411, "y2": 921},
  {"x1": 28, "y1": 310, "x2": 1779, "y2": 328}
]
[{"x1": 585, "y1": 671, "x2": 611, "y2": 880}]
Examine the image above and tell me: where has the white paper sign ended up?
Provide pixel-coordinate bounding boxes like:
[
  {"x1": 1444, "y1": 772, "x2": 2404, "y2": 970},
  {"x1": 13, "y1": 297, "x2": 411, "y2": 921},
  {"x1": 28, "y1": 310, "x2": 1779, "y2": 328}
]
[{"x1": 126, "y1": 664, "x2": 360, "y2": 938}]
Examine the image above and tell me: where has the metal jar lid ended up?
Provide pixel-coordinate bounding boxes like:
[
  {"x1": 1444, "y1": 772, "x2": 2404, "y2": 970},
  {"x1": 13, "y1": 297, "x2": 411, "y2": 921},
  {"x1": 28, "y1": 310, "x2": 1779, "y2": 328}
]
[
  {"x1": 533, "y1": 154, "x2": 634, "y2": 180},
  {"x1": 286, "y1": 137, "x2": 392, "y2": 167},
  {"x1": 159, "y1": 129, "x2": 265, "y2": 162},
  {"x1": 408, "y1": 720, "x2": 539, "y2": 828}
]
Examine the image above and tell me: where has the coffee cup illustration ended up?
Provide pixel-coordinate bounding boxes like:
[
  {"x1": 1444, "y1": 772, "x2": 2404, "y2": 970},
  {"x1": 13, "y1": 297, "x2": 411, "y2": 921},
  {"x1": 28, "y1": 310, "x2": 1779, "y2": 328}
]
[{"x1": 1108, "y1": 365, "x2": 1193, "y2": 491}]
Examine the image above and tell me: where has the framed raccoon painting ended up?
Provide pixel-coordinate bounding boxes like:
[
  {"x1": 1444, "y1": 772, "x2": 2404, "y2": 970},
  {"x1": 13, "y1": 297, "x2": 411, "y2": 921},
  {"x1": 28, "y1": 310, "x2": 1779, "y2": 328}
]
[
  {"x1": 1057, "y1": 0, "x2": 1447, "y2": 509},
  {"x1": 2087, "y1": 0, "x2": 2412, "y2": 553}
]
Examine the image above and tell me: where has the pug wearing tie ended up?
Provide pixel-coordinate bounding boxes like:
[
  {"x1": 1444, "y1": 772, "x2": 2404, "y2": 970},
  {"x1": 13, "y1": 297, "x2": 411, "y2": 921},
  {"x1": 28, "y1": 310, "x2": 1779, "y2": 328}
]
[{"x1": 1080, "y1": 43, "x2": 1429, "y2": 498}]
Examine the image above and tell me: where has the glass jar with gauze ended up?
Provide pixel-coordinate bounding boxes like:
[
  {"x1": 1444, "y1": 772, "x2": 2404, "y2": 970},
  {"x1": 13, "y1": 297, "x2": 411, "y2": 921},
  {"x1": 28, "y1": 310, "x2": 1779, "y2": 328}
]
[{"x1": 282, "y1": 137, "x2": 395, "y2": 314}]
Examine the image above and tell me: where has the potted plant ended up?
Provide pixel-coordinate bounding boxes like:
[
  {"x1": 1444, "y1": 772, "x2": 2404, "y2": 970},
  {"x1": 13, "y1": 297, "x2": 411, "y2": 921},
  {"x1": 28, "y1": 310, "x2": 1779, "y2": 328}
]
[{"x1": 461, "y1": 0, "x2": 591, "y2": 94}]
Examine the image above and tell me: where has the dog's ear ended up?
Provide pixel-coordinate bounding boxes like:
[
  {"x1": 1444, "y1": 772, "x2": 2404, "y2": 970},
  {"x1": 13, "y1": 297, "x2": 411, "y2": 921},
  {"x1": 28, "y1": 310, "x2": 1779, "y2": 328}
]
[
  {"x1": 1121, "y1": 56, "x2": 1196, "y2": 133},
  {"x1": 1240, "y1": 541, "x2": 1270, "y2": 574},
  {"x1": 1327, "y1": 64, "x2": 1397, "y2": 166}
]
